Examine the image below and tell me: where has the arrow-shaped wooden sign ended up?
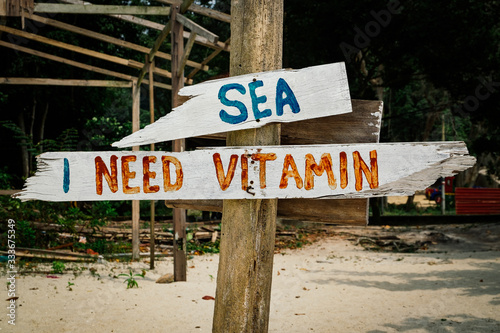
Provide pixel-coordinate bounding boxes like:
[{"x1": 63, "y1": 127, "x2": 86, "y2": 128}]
[
  {"x1": 112, "y1": 62, "x2": 352, "y2": 147},
  {"x1": 17, "y1": 142, "x2": 475, "y2": 202}
]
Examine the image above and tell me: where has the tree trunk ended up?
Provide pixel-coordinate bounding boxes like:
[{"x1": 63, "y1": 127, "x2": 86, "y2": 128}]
[
  {"x1": 38, "y1": 103, "x2": 49, "y2": 152},
  {"x1": 17, "y1": 110, "x2": 30, "y2": 178}
]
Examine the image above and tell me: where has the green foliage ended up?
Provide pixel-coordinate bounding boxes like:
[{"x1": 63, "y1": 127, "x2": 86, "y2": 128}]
[
  {"x1": 16, "y1": 220, "x2": 37, "y2": 248},
  {"x1": 187, "y1": 240, "x2": 220, "y2": 255},
  {"x1": 119, "y1": 269, "x2": 145, "y2": 289},
  {"x1": 383, "y1": 203, "x2": 450, "y2": 216},
  {"x1": 42, "y1": 128, "x2": 80, "y2": 152},
  {"x1": 66, "y1": 281, "x2": 75, "y2": 291},
  {"x1": 0, "y1": 167, "x2": 13, "y2": 189},
  {"x1": 0, "y1": 120, "x2": 38, "y2": 157},
  {"x1": 51, "y1": 261, "x2": 66, "y2": 274}
]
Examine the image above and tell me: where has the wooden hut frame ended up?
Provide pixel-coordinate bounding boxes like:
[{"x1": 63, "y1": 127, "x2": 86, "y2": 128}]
[{"x1": 0, "y1": 0, "x2": 230, "y2": 279}]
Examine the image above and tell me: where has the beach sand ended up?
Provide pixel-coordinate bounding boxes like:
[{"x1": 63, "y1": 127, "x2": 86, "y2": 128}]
[{"x1": 3, "y1": 223, "x2": 499, "y2": 332}]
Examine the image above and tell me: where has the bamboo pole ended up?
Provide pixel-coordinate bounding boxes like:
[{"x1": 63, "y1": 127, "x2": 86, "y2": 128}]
[{"x1": 212, "y1": 0, "x2": 283, "y2": 332}]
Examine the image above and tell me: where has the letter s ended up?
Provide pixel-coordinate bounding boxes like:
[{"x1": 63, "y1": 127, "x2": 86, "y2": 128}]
[{"x1": 218, "y1": 83, "x2": 248, "y2": 124}]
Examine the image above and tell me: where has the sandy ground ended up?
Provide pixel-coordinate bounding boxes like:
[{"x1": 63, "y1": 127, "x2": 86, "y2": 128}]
[
  {"x1": 387, "y1": 194, "x2": 436, "y2": 208},
  {"x1": 2, "y1": 223, "x2": 500, "y2": 333}
]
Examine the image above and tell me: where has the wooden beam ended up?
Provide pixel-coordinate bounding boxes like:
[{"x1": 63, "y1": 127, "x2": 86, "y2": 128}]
[
  {"x1": 137, "y1": 0, "x2": 194, "y2": 87},
  {"x1": 177, "y1": 32, "x2": 196, "y2": 77},
  {"x1": 165, "y1": 199, "x2": 369, "y2": 225},
  {"x1": 33, "y1": 3, "x2": 170, "y2": 15},
  {"x1": 176, "y1": 13, "x2": 218, "y2": 44},
  {"x1": 0, "y1": 25, "x2": 180, "y2": 82},
  {"x1": 187, "y1": 37, "x2": 229, "y2": 79},
  {"x1": 0, "y1": 78, "x2": 132, "y2": 87},
  {"x1": 136, "y1": 19, "x2": 172, "y2": 86},
  {"x1": 154, "y1": 0, "x2": 231, "y2": 23},
  {"x1": 59, "y1": 0, "x2": 230, "y2": 51},
  {"x1": 0, "y1": 40, "x2": 172, "y2": 90},
  {"x1": 28, "y1": 14, "x2": 208, "y2": 71},
  {"x1": 0, "y1": 0, "x2": 6, "y2": 16}
]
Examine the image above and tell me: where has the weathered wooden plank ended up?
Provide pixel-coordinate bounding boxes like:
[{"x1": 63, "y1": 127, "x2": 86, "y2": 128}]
[
  {"x1": 188, "y1": 99, "x2": 382, "y2": 224},
  {"x1": 113, "y1": 62, "x2": 352, "y2": 147},
  {"x1": 28, "y1": 14, "x2": 208, "y2": 71},
  {"x1": 17, "y1": 142, "x2": 475, "y2": 202},
  {"x1": 33, "y1": 3, "x2": 171, "y2": 15},
  {"x1": 1, "y1": 0, "x2": 33, "y2": 16},
  {"x1": 154, "y1": 0, "x2": 231, "y2": 23},
  {"x1": 58, "y1": 0, "x2": 230, "y2": 52},
  {"x1": 165, "y1": 198, "x2": 368, "y2": 224},
  {"x1": 187, "y1": 37, "x2": 230, "y2": 79},
  {"x1": 0, "y1": 40, "x2": 171, "y2": 90},
  {"x1": 199, "y1": 99, "x2": 382, "y2": 143},
  {"x1": 176, "y1": 13, "x2": 218, "y2": 44},
  {"x1": 0, "y1": 0, "x2": 6, "y2": 16},
  {"x1": 0, "y1": 78, "x2": 132, "y2": 87},
  {"x1": 136, "y1": 19, "x2": 173, "y2": 86},
  {"x1": 178, "y1": 32, "x2": 197, "y2": 77},
  {"x1": 0, "y1": 25, "x2": 178, "y2": 82}
]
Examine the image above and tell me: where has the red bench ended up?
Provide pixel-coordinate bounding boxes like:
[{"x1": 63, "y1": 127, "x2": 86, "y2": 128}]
[{"x1": 455, "y1": 187, "x2": 500, "y2": 215}]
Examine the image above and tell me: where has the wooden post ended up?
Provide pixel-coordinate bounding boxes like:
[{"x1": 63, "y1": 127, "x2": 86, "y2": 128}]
[
  {"x1": 131, "y1": 81, "x2": 140, "y2": 261},
  {"x1": 148, "y1": 55, "x2": 156, "y2": 269},
  {"x1": 170, "y1": 3, "x2": 187, "y2": 282},
  {"x1": 212, "y1": 0, "x2": 283, "y2": 332}
]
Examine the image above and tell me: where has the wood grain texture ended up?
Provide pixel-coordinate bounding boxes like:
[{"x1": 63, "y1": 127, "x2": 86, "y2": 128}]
[
  {"x1": 0, "y1": 41, "x2": 171, "y2": 90},
  {"x1": 112, "y1": 62, "x2": 352, "y2": 148},
  {"x1": 171, "y1": 5, "x2": 188, "y2": 282},
  {"x1": 27, "y1": 14, "x2": 207, "y2": 71},
  {"x1": 165, "y1": 198, "x2": 368, "y2": 224},
  {"x1": 176, "y1": 13, "x2": 218, "y2": 44},
  {"x1": 213, "y1": 1, "x2": 283, "y2": 331},
  {"x1": 181, "y1": 99, "x2": 383, "y2": 224},
  {"x1": 33, "y1": 3, "x2": 171, "y2": 15},
  {"x1": 198, "y1": 99, "x2": 382, "y2": 144}
]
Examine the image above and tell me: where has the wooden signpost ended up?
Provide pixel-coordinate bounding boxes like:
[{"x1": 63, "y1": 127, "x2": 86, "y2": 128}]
[
  {"x1": 18, "y1": 142, "x2": 475, "y2": 202},
  {"x1": 8, "y1": 1, "x2": 479, "y2": 332}
]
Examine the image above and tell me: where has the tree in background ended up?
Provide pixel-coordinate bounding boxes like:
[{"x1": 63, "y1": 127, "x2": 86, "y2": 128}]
[{"x1": 284, "y1": 0, "x2": 500, "y2": 187}]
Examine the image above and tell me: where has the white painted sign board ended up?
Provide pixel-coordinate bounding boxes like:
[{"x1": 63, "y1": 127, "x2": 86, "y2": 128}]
[
  {"x1": 112, "y1": 62, "x2": 352, "y2": 147},
  {"x1": 17, "y1": 142, "x2": 475, "y2": 202}
]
